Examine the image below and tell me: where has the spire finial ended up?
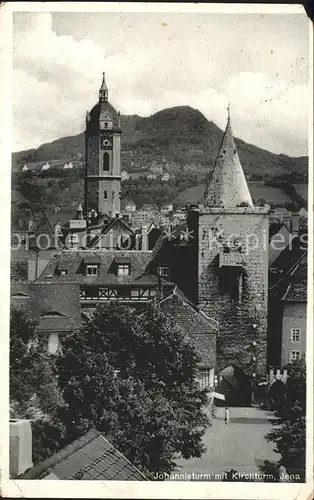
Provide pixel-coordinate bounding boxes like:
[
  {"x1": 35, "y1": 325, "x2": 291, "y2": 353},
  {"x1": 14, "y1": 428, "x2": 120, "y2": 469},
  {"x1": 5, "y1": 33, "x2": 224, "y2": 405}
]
[
  {"x1": 99, "y1": 71, "x2": 108, "y2": 102},
  {"x1": 227, "y1": 101, "x2": 231, "y2": 121}
]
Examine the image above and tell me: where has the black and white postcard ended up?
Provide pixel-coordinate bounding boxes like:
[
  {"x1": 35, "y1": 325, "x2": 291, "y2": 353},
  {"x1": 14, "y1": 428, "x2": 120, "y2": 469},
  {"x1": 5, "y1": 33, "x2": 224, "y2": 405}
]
[{"x1": 0, "y1": 2, "x2": 313, "y2": 499}]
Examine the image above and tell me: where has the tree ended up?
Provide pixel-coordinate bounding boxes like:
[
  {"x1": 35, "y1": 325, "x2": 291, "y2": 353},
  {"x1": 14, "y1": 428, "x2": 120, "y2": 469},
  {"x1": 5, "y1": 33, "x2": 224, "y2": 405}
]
[
  {"x1": 266, "y1": 359, "x2": 306, "y2": 481},
  {"x1": 56, "y1": 302, "x2": 209, "y2": 475},
  {"x1": 10, "y1": 307, "x2": 65, "y2": 463}
]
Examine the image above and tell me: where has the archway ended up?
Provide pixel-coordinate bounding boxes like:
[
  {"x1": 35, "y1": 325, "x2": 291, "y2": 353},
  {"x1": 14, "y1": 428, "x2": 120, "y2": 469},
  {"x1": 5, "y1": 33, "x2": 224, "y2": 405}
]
[{"x1": 216, "y1": 365, "x2": 252, "y2": 406}]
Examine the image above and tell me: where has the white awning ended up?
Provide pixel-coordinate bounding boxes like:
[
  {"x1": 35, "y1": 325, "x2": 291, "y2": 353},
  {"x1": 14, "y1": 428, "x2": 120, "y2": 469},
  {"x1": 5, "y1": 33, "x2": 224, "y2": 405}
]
[{"x1": 213, "y1": 391, "x2": 225, "y2": 401}]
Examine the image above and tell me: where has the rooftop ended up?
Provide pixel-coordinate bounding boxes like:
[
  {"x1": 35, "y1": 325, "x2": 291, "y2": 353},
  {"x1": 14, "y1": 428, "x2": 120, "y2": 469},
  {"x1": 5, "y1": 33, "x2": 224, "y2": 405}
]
[
  {"x1": 202, "y1": 114, "x2": 253, "y2": 209},
  {"x1": 282, "y1": 252, "x2": 308, "y2": 303},
  {"x1": 21, "y1": 429, "x2": 147, "y2": 480},
  {"x1": 10, "y1": 282, "x2": 81, "y2": 333},
  {"x1": 140, "y1": 286, "x2": 218, "y2": 368},
  {"x1": 37, "y1": 249, "x2": 174, "y2": 288}
]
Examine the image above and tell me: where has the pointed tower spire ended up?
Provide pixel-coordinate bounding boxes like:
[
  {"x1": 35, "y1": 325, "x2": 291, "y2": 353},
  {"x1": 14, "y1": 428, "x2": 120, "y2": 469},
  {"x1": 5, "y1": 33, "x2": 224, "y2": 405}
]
[
  {"x1": 202, "y1": 108, "x2": 253, "y2": 208},
  {"x1": 99, "y1": 72, "x2": 108, "y2": 103}
]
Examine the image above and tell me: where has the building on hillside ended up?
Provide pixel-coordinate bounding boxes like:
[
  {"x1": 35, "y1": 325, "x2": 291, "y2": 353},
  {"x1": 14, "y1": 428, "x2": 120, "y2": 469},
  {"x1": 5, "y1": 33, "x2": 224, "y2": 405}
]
[
  {"x1": 129, "y1": 210, "x2": 156, "y2": 229},
  {"x1": 187, "y1": 110, "x2": 270, "y2": 385},
  {"x1": 10, "y1": 421, "x2": 146, "y2": 480},
  {"x1": 146, "y1": 173, "x2": 157, "y2": 180},
  {"x1": 160, "y1": 203, "x2": 173, "y2": 214},
  {"x1": 173, "y1": 208, "x2": 187, "y2": 221},
  {"x1": 122, "y1": 199, "x2": 136, "y2": 212},
  {"x1": 280, "y1": 252, "x2": 307, "y2": 366},
  {"x1": 161, "y1": 172, "x2": 170, "y2": 182},
  {"x1": 149, "y1": 163, "x2": 163, "y2": 176},
  {"x1": 85, "y1": 73, "x2": 122, "y2": 218},
  {"x1": 141, "y1": 204, "x2": 158, "y2": 213}
]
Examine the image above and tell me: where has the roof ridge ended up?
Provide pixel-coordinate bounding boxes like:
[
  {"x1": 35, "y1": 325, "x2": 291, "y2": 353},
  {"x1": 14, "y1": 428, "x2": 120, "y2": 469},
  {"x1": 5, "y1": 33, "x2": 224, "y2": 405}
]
[
  {"x1": 98, "y1": 434, "x2": 148, "y2": 480},
  {"x1": 21, "y1": 429, "x2": 100, "y2": 479}
]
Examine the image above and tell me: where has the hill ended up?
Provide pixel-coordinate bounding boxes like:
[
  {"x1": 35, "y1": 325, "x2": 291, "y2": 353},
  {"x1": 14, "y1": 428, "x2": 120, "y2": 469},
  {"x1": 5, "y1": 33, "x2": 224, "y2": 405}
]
[
  {"x1": 176, "y1": 181, "x2": 294, "y2": 206},
  {"x1": 12, "y1": 106, "x2": 308, "y2": 181}
]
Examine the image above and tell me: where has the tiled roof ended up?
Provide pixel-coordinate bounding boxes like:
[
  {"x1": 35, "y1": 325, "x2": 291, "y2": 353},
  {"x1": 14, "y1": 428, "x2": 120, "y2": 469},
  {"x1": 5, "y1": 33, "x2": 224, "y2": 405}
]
[
  {"x1": 282, "y1": 252, "x2": 307, "y2": 302},
  {"x1": 21, "y1": 429, "x2": 147, "y2": 480},
  {"x1": 87, "y1": 218, "x2": 135, "y2": 249},
  {"x1": 10, "y1": 282, "x2": 81, "y2": 333},
  {"x1": 141, "y1": 288, "x2": 217, "y2": 368},
  {"x1": 38, "y1": 250, "x2": 173, "y2": 287},
  {"x1": 269, "y1": 224, "x2": 295, "y2": 266}
]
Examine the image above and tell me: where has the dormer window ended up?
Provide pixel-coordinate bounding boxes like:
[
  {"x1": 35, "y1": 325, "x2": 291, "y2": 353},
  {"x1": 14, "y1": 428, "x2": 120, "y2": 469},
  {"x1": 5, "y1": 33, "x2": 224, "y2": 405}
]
[
  {"x1": 157, "y1": 265, "x2": 169, "y2": 277},
  {"x1": 59, "y1": 270, "x2": 68, "y2": 276},
  {"x1": 117, "y1": 264, "x2": 130, "y2": 276},
  {"x1": 86, "y1": 264, "x2": 99, "y2": 276}
]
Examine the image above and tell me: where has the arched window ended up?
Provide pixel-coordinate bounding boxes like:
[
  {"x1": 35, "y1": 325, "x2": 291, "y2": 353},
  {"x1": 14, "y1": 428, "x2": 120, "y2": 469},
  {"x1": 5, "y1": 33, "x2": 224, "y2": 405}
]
[{"x1": 103, "y1": 153, "x2": 109, "y2": 171}]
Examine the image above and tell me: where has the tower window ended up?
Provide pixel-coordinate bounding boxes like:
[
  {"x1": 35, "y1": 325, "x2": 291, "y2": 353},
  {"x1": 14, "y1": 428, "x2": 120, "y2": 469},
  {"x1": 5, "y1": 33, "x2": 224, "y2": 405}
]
[
  {"x1": 103, "y1": 152, "x2": 109, "y2": 171},
  {"x1": 104, "y1": 122, "x2": 108, "y2": 128},
  {"x1": 104, "y1": 191, "x2": 108, "y2": 200}
]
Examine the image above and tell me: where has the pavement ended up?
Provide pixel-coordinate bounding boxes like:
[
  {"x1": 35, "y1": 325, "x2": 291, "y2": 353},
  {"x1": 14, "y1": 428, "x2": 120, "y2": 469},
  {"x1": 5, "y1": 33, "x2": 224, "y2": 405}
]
[{"x1": 170, "y1": 406, "x2": 281, "y2": 481}]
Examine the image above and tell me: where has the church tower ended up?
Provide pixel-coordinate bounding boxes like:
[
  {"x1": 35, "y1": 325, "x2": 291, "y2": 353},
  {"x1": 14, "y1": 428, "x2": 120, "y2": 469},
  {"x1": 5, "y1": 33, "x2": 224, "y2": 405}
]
[
  {"x1": 85, "y1": 73, "x2": 121, "y2": 218},
  {"x1": 188, "y1": 111, "x2": 269, "y2": 379}
]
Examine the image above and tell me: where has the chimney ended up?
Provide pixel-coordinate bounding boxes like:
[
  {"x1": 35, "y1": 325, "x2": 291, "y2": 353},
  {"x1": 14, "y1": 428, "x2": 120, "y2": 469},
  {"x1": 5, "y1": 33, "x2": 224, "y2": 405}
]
[
  {"x1": 156, "y1": 273, "x2": 164, "y2": 301},
  {"x1": 291, "y1": 213, "x2": 300, "y2": 234},
  {"x1": 141, "y1": 225, "x2": 148, "y2": 251},
  {"x1": 10, "y1": 420, "x2": 33, "y2": 478},
  {"x1": 283, "y1": 215, "x2": 291, "y2": 231}
]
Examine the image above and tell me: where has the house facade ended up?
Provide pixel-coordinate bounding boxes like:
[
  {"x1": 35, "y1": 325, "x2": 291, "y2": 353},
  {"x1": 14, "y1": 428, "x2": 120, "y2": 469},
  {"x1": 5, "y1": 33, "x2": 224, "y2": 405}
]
[{"x1": 280, "y1": 253, "x2": 307, "y2": 366}]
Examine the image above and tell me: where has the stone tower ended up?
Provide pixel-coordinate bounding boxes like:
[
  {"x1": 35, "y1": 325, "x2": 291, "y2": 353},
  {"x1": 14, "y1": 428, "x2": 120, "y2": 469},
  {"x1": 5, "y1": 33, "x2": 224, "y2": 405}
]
[
  {"x1": 188, "y1": 112, "x2": 269, "y2": 378},
  {"x1": 85, "y1": 73, "x2": 121, "y2": 218}
]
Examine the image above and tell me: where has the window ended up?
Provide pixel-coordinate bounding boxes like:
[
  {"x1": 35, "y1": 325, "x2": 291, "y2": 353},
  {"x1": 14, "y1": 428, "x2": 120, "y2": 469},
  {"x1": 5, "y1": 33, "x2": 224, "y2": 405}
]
[
  {"x1": 291, "y1": 328, "x2": 300, "y2": 343},
  {"x1": 60, "y1": 270, "x2": 68, "y2": 276},
  {"x1": 103, "y1": 152, "x2": 109, "y2": 171},
  {"x1": 290, "y1": 350, "x2": 301, "y2": 363},
  {"x1": 117, "y1": 264, "x2": 130, "y2": 276},
  {"x1": 104, "y1": 191, "x2": 108, "y2": 200},
  {"x1": 86, "y1": 265, "x2": 99, "y2": 276},
  {"x1": 104, "y1": 122, "x2": 108, "y2": 128},
  {"x1": 157, "y1": 266, "x2": 169, "y2": 277}
]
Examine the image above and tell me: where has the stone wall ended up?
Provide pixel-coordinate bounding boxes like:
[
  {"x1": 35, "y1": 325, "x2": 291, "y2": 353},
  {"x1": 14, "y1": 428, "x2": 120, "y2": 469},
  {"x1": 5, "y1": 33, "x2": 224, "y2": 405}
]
[{"x1": 197, "y1": 207, "x2": 269, "y2": 377}]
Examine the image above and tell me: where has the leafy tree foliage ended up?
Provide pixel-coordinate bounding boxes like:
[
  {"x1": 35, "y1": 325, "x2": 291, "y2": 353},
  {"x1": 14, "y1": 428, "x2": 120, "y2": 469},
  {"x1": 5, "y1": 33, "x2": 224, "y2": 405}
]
[
  {"x1": 266, "y1": 359, "x2": 306, "y2": 481},
  {"x1": 10, "y1": 307, "x2": 65, "y2": 463},
  {"x1": 56, "y1": 302, "x2": 209, "y2": 475}
]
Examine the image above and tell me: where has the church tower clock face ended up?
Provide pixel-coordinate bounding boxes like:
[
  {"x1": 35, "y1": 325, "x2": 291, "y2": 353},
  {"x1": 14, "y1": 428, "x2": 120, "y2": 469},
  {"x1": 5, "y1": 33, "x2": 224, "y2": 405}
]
[{"x1": 100, "y1": 133, "x2": 113, "y2": 150}]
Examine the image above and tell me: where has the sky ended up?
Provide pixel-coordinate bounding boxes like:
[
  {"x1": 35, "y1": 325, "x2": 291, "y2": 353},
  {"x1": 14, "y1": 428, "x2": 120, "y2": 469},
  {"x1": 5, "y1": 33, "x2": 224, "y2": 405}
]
[{"x1": 12, "y1": 10, "x2": 309, "y2": 156}]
